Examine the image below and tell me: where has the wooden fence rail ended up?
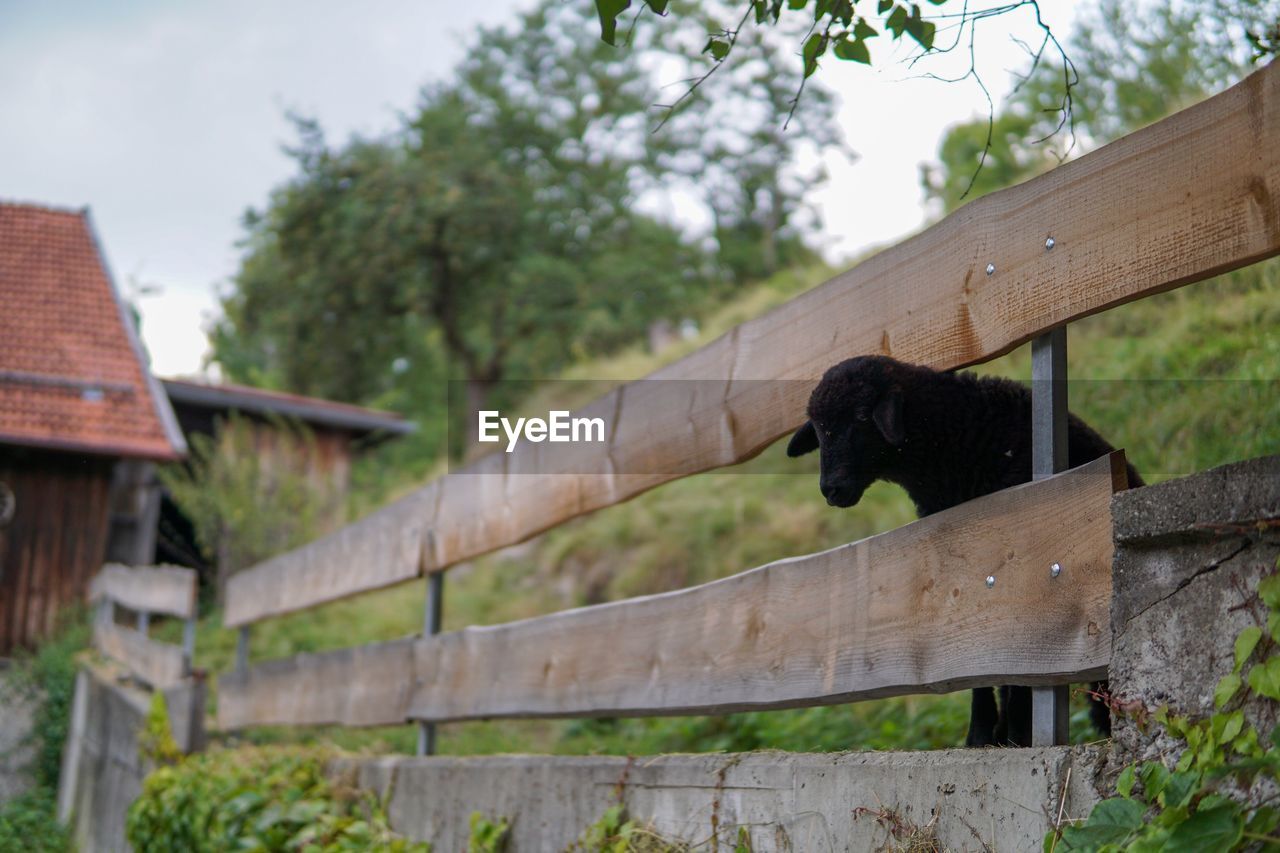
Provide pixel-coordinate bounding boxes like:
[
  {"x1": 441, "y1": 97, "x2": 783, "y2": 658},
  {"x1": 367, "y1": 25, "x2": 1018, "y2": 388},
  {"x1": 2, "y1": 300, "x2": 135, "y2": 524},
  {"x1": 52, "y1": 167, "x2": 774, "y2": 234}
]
[
  {"x1": 88, "y1": 564, "x2": 197, "y2": 689},
  {"x1": 89, "y1": 563, "x2": 197, "y2": 619},
  {"x1": 217, "y1": 454, "x2": 1122, "y2": 729},
  {"x1": 224, "y1": 61, "x2": 1280, "y2": 629}
]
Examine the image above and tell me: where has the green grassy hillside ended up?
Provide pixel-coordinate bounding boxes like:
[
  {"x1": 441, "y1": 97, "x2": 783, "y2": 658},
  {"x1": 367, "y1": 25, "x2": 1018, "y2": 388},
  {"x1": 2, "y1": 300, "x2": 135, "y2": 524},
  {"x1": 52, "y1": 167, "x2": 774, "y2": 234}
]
[{"x1": 171, "y1": 255, "x2": 1280, "y2": 758}]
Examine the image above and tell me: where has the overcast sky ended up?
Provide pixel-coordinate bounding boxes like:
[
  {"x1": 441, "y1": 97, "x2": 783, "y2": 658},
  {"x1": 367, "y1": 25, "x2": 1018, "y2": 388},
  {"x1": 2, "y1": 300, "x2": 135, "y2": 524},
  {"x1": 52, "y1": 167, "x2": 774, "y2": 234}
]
[{"x1": 1, "y1": 0, "x2": 1079, "y2": 379}]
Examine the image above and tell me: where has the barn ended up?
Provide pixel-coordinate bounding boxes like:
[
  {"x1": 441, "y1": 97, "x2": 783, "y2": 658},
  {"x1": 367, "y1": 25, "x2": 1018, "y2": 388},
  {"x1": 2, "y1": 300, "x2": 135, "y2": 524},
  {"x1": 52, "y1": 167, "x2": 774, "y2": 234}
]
[{"x1": 0, "y1": 201, "x2": 186, "y2": 654}]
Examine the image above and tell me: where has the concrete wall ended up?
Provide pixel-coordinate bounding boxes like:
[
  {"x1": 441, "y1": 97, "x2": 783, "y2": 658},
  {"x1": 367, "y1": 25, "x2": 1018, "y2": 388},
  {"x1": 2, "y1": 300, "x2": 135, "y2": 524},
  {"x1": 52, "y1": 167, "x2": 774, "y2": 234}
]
[
  {"x1": 334, "y1": 747, "x2": 1102, "y2": 851},
  {"x1": 1109, "y1": 454, "x2": 1280, "y2": 768},
  {"x1": 57, "y1": 668, "x2": 149, "y2": 853},
  {"x1": 332, "y1": 454, "x2": 1280, "y2": 850},
  {"x1": 0, "y1": 674, "x2": 38, "y2": 804},
  {"x1": 56, "y1": 664, "x2": 205, "y2": 853}
]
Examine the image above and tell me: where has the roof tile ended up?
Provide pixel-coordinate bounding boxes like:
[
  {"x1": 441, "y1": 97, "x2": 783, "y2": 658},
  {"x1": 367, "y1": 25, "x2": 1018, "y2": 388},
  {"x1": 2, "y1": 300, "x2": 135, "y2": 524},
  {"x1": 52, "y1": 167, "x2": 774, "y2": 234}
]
[{"x1": 0, "y1": 202, "x2": 184, "y2": 459}]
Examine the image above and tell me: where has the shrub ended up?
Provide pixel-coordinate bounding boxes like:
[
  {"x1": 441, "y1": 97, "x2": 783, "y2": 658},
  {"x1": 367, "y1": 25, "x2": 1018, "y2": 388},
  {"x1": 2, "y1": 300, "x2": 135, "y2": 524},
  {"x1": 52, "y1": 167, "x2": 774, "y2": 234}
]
[
  {"x1": 159, "y1": 413, "x2": 337, "y2": 600},
  {"x1": 125, "y1": 746, "x2": 427, "y2": 852},
  {"x1": 0, "y1": 610, "x2": 85, "y2": 853},
  {"x1": 0, "y1": 790, "x2": 70, "y2": 853},
  {"x1": 1046, "y1": 558, "x2": 1280, "y2": 851}
]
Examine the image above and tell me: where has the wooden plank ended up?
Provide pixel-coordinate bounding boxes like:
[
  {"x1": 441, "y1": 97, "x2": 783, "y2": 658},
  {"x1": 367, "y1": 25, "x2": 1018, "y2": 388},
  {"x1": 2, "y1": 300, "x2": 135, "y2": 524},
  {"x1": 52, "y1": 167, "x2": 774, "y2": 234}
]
[
  {"x1": 93, "y1": 619, "x2": 187, "y2": 688},
  {"x1": 225, "y1": 60, "x2": 1280, "y2": 628},
  {"x1": 218, "y1": 455, "x2": 1122, "y2": 728},
  {"x1": 216, "y1": 637, "x2": 416, "y2": 729},
  {"x1": 88, "y1": 563, "x2": 197, "y2": 619},
  {"x1": 222, "y1": 485, "x2": 436, "y2": 630},
  {"x1": 406, "y1": 454, "x2": 1123, "y2": 722}
]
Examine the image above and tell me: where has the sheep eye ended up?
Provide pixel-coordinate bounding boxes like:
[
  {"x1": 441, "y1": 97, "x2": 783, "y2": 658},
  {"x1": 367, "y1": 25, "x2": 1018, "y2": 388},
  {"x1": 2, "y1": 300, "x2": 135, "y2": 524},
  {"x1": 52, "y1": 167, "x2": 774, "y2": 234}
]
[{"x1": 854, "y1": 411, "x2": 870, "y2": 422}]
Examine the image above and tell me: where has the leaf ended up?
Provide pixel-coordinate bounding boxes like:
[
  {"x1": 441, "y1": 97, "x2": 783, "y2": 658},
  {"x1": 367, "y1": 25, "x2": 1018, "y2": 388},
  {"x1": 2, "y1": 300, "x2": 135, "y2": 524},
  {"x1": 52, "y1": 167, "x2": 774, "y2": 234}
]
[
  {"x1": 802, "y1": 33, "x2": 826, "y2": 77},
  {"x1": 595, "y1": 0, "x2": 631, "y2": 45},
  {"x1": 1217, "y1": 710, "x2": 1245, "y2": 744},
  {"x1": 1059, "y1": 798, "x2": 1144, "y2": 848},
  {"x1": 833, "y1": 37, "x2": 871, "y2": 64},
  {"x1": 1235, "y1": 626, "x2": 1262, "y2": 672},
  {"x1": 647, "y1": 0, "x2": 669, "y2": 13},
  {"x1": 1160, "y1": 771, "x2": 1200, "y2": 809},
  {"x1": 878, "y1": 0, "x2": 892, "y2": 11},
  {"x1": 853, "y1": 18, "x2": 879, "y2": 40},
  {"x1": 1164, "y1": 802, "x2": 1244, "y2": 852},
  {"x1": 1258, "y1": 573, "x2": 1280, "y2": 610},
  {"x1": 1139, "y1": 762, "x2": 1170, "y2": 799},
  {"x1": 1248, "y1": 657, "x2": 1280, "y2": 700},
  {"x1": 1268, "y1": 610, "x2": 1280, "y2": 642},
  {"x1": 1246, "y1": 805, "x2": 1280, "y2": 837},
  {"x1": 885, "y1": 4, "x2": 908, "y2": 37},
  {"x1": 902, "y1": 4, "x2": 936, "y2": 50},
  {"x1": 788, "y1": 0, "x2": 808, "y2": 8},
  {"x1": 1117, "y1": 765, "x2": 1136, "y2": 798},
  {"x1": 705, "y1": 38, "x2": 731, "y2": 60},
  {"x1": 1214, "y1": 673, "x2": 1242, "y2": 708}
]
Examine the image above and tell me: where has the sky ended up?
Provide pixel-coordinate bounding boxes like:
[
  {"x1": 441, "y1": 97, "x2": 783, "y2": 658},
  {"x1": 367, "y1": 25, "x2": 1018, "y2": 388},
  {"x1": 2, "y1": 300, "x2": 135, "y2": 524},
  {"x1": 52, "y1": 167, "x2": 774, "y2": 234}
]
[{"x1": 1, "y1": 0, "x2": 1079, "y2": 379}]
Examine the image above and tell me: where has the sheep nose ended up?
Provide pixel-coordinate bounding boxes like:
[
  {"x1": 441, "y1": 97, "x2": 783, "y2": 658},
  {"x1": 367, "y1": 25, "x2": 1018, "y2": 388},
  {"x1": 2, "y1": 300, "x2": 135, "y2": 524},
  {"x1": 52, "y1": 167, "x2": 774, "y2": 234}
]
[{"x1": 821, "y1": 482, "x2": 857, "y2": 507}]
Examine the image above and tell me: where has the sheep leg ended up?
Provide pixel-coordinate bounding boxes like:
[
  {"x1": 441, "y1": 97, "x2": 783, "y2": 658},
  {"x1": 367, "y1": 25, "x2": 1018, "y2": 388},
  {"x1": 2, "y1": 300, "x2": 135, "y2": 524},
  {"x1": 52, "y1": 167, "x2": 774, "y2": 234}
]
[
  {"x1": 997, "y1": 686, "x2": 1034, "y2": 746},
  {"x1": 965, "y1": 687, "x2": 999, "y2": 746},
  {"x1": 1089, "y1": 680, "x2": 1112, "y2": 737}
]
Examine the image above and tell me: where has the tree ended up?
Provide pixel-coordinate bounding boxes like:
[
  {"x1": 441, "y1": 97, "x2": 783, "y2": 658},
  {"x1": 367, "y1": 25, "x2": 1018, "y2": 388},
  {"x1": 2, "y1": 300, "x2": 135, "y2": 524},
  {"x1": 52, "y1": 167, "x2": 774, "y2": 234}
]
[
  {"x1": 597, "y1": 0, "x2": 952, "y2": 75},
  {"x1": 923, "y1": 0, "x2": 1280, "y2": 213},
  {"x1": 649, "y1": 6, "x2": 848, "y2": 281},
  {"x1": 211, "y1": 2, "x2": 715, "y2": 450}
]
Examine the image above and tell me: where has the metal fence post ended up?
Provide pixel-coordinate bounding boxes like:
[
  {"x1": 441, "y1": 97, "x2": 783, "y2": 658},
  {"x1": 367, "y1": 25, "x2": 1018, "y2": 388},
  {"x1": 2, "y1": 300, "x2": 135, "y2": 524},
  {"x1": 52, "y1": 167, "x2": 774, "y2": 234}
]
[
  {"x1": 136, "y1": 610, "x2": 149, "y2": 635},
  {"x1": 235, "y1": 626, "x2": 251, "y2": 676},
  {"x1": 1031, "y1": 325, "x2": 1070, "y2": 746},
  {"x1": 416, "y1": 572, "x2": 444, "y2": 756},
  {"x1": 183, "y1": 617, "x2": 197, "y2": 676}
]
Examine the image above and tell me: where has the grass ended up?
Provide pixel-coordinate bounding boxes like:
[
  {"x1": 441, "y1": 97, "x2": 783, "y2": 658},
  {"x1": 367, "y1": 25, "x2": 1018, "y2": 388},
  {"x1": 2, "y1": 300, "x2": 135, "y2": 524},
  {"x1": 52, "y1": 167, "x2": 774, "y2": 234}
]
[
  {"x1": 0, "y1": 610, "x2": 87, "y2": 852},
  {"x1": 154, "y1": 254, "x2": 1280, "y2": 759}
]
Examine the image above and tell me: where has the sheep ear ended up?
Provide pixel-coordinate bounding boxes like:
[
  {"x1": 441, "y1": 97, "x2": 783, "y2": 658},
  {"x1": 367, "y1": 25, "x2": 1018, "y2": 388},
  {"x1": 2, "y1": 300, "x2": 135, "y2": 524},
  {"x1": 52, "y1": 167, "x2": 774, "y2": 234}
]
[
  {"x1": 873, "y1": 389, "x2": 905, "y2": 446},
  {"x1": 786, "y1": 421, "x2": 819, "y2": 457}
]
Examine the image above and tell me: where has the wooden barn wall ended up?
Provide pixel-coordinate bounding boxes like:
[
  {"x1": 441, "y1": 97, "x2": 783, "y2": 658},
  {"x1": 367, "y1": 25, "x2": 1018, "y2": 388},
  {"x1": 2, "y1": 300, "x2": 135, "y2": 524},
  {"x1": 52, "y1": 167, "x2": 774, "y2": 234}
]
[
  {"x1": 236, "y1": 421, "x2": 352, "y2": 532},
  {"x1": 0, "y1": 448, "x2": 114, "y2": 654}
]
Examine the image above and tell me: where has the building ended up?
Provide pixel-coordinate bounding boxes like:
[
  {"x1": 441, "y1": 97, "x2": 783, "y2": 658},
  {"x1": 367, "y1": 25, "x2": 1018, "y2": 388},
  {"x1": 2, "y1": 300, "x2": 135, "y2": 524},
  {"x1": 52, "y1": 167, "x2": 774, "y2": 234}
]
[
  {"x1": 156, "y1": 379, "x2": 413, "y2": 576},
  {"x1": 0, "y1": 202, "x2": 186, "y2": 653},
  {"x1": 0, "y1": 201, "x2": 416, "y2": 651}
]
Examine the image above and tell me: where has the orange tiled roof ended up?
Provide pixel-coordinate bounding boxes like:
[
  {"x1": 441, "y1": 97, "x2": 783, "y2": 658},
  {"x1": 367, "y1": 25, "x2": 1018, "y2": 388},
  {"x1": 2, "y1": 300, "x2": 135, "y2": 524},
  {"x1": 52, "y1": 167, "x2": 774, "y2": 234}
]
[{"x1": 0, "y1": 202, "x2": 185, "y2": 460}]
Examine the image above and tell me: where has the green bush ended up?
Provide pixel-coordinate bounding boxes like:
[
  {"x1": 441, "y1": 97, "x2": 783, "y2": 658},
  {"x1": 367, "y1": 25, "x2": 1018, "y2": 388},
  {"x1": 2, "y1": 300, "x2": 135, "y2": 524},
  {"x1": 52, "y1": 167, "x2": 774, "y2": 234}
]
[
  {"x1": 126, "y1": 746, "x2": 427, "y2": 852},
  {"x1": 0, "y1": 609, "x2": 86, "y2": 853},
  {"x1": 160, "y1": 412, "x2": 335, "y2": 600},
  {"x1": 1046, "y1": 559, "x2": 1280, "y2": 851},
  {"x1": 0, "y1": 790, "x2": 70, "y2": 853},
  {"x1": 16, "y1": 611, "x2": 90, "y2": 792}
]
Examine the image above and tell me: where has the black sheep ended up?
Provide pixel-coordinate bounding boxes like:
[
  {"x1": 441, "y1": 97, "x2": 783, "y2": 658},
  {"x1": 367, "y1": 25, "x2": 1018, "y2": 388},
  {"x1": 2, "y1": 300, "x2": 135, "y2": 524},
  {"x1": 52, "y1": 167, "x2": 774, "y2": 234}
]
[{"x1": 786, "y1": 355, "x2": 1142, "y2": 747}]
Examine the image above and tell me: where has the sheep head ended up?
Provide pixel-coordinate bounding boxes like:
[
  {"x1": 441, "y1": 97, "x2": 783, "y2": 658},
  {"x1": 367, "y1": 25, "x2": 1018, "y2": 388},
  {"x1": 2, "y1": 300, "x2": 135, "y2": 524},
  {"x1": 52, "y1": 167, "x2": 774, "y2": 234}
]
[{"x1": 786, "y1": 355, "x2": 908, "y2": 508}]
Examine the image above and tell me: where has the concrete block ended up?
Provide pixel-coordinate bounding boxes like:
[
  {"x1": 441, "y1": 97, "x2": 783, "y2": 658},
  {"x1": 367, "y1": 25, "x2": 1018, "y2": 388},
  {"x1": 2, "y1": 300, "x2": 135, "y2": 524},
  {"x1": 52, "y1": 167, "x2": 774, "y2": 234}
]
[
  {"x1": 58, "y1": 665, "x2": 150, "y2": 853},
  {"x1": 333, "y1": 747, "x2": 1103, "y2": 851},
  {"x1": 1110, "y1": 454, "x2": 1280, "y2": 766},
  {"x1": 0, "y1": 677, "x2": 38, "y2": 804},
  {"x1": 162, "y1": 678, "x2": 207, "y2": 754}
]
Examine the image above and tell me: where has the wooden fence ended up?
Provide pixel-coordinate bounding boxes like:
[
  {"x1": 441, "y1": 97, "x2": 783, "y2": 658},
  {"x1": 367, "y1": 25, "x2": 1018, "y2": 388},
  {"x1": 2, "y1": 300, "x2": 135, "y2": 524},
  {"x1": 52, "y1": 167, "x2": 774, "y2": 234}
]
[
  {"x1": 217, "y1": 62, "x2": 1280, "y2": 743},
  {"x1": 89, "y1": 563, "x2": 197, "y2": 689}
]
